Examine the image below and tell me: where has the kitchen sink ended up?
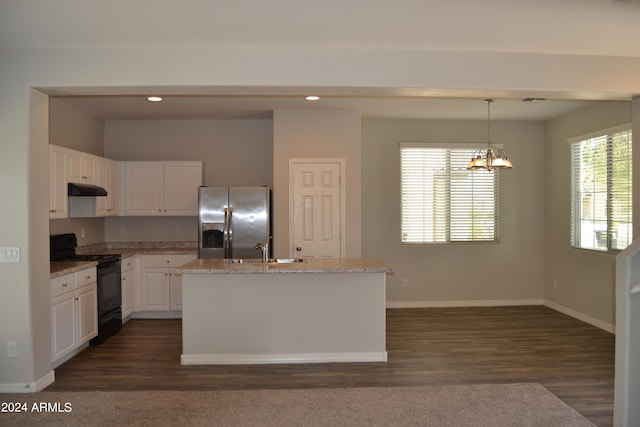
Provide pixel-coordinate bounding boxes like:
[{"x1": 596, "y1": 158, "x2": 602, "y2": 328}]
[
  {"x1": 269, "y1": 258, "x2": 304, "y2": 263},
  {"x1": 224, "y1": 258, "x2": 304, "y2": 264},
  {"x1": 224, "y1": 258, "x2": 259, "y2": 264}
]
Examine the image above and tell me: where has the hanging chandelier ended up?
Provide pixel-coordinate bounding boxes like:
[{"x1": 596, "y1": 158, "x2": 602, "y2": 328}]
[{"x1": 467, "y1": 99, "x2": 513, "y2": 171}]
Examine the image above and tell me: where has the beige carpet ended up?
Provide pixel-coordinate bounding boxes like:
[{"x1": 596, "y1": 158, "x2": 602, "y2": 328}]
[{"x1": 1, "y1": 383, "x2": 594, "y2": 426}]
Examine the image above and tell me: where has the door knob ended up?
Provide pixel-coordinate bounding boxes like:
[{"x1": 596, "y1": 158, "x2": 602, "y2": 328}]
[{"x1": 296, "y1": 246, "x2": 302, "y2": 252}]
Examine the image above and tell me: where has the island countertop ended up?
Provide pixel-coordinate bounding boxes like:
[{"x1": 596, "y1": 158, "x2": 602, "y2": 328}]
[{"x1": 175, "y1": 257, "x2": 394, "y2": 274}]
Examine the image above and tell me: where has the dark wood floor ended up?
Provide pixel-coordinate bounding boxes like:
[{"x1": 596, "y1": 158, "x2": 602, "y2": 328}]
[{"x1": 45, "y1": 306, "x2": 615, "y2": 426}]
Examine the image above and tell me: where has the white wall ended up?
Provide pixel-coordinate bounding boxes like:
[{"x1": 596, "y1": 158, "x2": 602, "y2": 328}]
[
  {"x1": 544, "y1": 102, "x2": 632, "y2": 330},
  {"x1": 105, "y1": 119, "x2": 273, "y2": 186},
  {"x1": 362, "y1": 118, "x2": 544, "y2": 305},
  {"x1": 49, "y1": 98, "x2": 105, "y2": 155},
  {"x1": 104, "y1": 119, "x2": 273, "y2": 242},
  {"x1": 273, "y1": 110, "x2": 362, "y2": 258},
  {"x1": 49, "y1": 98, "x2": 106, "y2": 246},
  {"x1": 1, "y1": 44, "x2": 640, "y2": 391}
]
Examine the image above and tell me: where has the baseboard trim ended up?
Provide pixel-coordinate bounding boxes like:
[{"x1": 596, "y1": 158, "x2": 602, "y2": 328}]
[
  {"x1": 132, "y1": 311, "x2": 182, "y2": 319},
  {"x1": 0, "y1": 370, "x2": 55, "y2": 393},
  {"x1": 181, "y1": 351, "x2": 388, "y2": 365},
  {"x1": 386, "y1": 299, "x2": 544, "y2": 309},
  {"x1": 543, "y1": 300, "x2": 615, "y2": 334}
]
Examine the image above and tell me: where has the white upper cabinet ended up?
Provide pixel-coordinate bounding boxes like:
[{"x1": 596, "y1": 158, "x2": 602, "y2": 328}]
[
  {"x1": 49, "y1": 146, "x2": 202, "y2": 219},
  {"x1": 49, "y1": 144, "x2": 68, "y2": 219},
  {"x1": 123, "y1": 162, "x2": 163, "y2": 215},
  {"x1": 67, "y1": 148, "x2": 97, "y2": 185},
  {"x1": 163, "y1": 162, "x2": 204, "y2": 215},
  {"x1": 50, "y1": 145, "x2": 118, "y2": 218},
  {"x1": 96, "y1": 157, "x2": 118, "y2": 216},
  {"x1": 123, "y1": 161, "x2": 202, "y2": 216}
]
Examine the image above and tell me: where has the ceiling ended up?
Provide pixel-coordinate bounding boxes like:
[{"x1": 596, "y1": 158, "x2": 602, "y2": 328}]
[
  {"x1": 3, "y1": 1, "x2": 640, "y2": 57},
  {"x1": 54, "y1": 94, "x2": 596, "y2": 122},
  {"x1": 14, "y1": 0, "x2": 636, "y2": 121}
]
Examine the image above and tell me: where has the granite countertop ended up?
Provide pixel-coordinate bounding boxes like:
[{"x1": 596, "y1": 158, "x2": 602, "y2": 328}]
[
  {"x1": 50, "y1": 242, "x2": 198, "y2": 278},
  {"x1": 77, "y1": 241, "x2": 197, "y2": 258},
  {"x1": 175, "y1": 258, "x2": 394, "y2": 275},
  {"x1": 84, "y1": 247, "x2": 198, "y2": 257},
  {"x1": 50, "y1": 260, "x2": 98, "y2": 278}
]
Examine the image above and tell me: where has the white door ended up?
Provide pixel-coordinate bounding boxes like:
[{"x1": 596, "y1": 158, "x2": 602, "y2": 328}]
[{"x1": 290, "y1": 159, "x2": 345, "y2": 258}]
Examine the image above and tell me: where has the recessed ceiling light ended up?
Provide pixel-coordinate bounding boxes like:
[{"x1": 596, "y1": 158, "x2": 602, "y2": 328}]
[
  {"x1": 305, "y1": 95, "x2": 320, "y2": 101},
  {"x1": 147, "y1": 96, "x2": 163, "y2": 102}
]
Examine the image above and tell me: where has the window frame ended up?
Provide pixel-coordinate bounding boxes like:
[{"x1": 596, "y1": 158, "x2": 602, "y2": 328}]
[
  {"x1": 569, "y1": 124, "x2": 632, "y2": 254},
  {"x1": 399, "y1": 142, "x2": 501, "y2": 245}
]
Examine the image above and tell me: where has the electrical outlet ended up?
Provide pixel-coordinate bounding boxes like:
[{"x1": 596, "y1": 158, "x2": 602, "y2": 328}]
[
  {"x1": 7, "y1": 341, "x2": 18, "y2": 358},
  {"x1": 401, "y1": 278, "x2": 409, "y2": 288},
  {"x1": 553, "y1": 279, "x2": 558, "y2": 289},
  {"x1": 0, "y1": 247, "x2": 20, "y2": 263}
]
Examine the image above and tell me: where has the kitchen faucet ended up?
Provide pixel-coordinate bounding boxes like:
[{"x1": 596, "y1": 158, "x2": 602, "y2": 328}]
[{"x1": 255, "y1": 236, "x2": 272, "y2": 263}]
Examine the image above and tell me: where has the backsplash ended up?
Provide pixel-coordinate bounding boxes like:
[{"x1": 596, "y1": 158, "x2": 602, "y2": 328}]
[
  {"x1": 76, "y1": 240, "x2": 197, "y2": 254},
  {"x1": 105, "y1": 216, "x2": 198, "y2": 242}
]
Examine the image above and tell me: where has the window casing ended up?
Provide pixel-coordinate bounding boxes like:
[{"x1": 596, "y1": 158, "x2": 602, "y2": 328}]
[
  {"x1": 400, "y1": 143, "x2": 499, "y2": 244},
  {"x1": 570, "y1": 125, "x2": 632, "y2": 252}
]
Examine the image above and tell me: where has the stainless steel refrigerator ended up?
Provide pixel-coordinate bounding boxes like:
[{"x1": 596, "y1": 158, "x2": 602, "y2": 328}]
[{"x1": 198, "y1": 186, "x2": 271, "y2": 259}]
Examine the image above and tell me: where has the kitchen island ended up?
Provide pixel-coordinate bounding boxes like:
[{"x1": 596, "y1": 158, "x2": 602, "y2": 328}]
[{"x1": 175, "y1": 258, "x2": 393, "y2": 365}]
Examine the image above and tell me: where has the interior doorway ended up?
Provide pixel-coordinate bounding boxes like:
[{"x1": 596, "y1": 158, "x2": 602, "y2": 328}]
[{"x1": 289, "y1": 158, "x2": 345, "y2": 258}]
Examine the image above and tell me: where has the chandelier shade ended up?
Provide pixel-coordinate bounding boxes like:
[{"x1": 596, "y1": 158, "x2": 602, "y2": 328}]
[{"x1": 467, "y1": 99, "x2": 513, "y2": 171}]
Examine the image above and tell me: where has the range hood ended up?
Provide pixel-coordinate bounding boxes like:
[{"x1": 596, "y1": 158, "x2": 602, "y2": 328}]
[{"x1": 68, "y1": 182, "x2": 108, "y2": 197}]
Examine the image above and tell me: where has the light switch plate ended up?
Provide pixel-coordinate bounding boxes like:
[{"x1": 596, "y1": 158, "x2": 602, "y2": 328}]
[{"x1": 0, "y1": 247, "x2": 20, "y2": 263}]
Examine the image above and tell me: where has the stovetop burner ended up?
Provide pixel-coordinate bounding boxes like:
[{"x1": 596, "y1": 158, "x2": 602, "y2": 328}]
[
  {"x1": 64, "y1": 254, "x2": 122, "y2": 265},
  {"x1": 50, "y1": 233, "x2": 121, "y2": 264}
]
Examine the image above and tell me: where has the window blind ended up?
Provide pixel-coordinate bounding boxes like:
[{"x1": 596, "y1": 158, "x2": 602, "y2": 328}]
[
  {"x1": 400, "y1": 144, "x2": 498, "y2": 243},
  {"x1": 570, "y1": 126, "x2": 632, "y2": 252}
]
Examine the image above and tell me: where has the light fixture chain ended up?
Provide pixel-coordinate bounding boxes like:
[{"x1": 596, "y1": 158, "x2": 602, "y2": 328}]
[{"x1": 486, "y1": 99, "x2": 493, "y2": 149}]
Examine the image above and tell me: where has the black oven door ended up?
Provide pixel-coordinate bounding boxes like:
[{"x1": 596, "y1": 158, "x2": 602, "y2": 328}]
[{"x1": 98, "y1": 261, "x2": 122, "y2": 315}]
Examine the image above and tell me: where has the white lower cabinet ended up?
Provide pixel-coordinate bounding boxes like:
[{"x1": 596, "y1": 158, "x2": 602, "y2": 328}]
[
  {"x1": 141, "y1": 267, "x2": 171, "y2": 311},
  {"x1": 76, "y1": 284, "x2": 98, "y2": 344},
  {"x1": 135, "y1": 254, "x2": 196, "y2": 318},
  {"x1": 51, "y1": 267, "x2": 98, "y2": 367},
  {"x1": 121, "y1": 256, "x2": 135, "y2": 322},
  {"x1": 51, "y1": 293, "x2": 76, "y2": 361}
]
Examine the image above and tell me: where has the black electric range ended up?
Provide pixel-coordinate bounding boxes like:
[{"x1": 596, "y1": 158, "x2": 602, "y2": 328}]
[{"x1": 50, "y1": 233, "x2": 123, "y2": 344}]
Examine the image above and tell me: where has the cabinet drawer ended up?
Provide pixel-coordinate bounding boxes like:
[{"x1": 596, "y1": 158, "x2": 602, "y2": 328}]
[
  {"x1": 51, "y1": 273, "x2": 76, "y2": 298},
  {"x1": 76, "y1": 267, "x2": 97, "y2": 288},
  {"x1": 121, "y1": 256, "x2": 134, "y2": 272},
  {"x1": 140, "y1": 254, "x2": 196, "y2": 268}
]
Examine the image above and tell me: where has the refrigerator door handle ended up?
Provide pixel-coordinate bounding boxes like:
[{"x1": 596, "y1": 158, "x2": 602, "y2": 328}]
[
  {"x1": 223, "y1": 207, "x2": 229, "y2": 258},
  {"x1": 227, "y1": 207, "x2": 233, "y2": 258}
]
